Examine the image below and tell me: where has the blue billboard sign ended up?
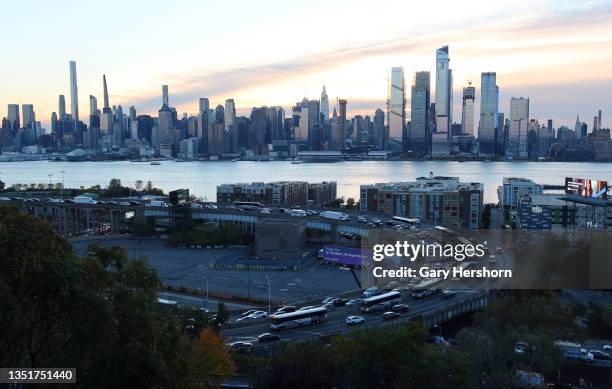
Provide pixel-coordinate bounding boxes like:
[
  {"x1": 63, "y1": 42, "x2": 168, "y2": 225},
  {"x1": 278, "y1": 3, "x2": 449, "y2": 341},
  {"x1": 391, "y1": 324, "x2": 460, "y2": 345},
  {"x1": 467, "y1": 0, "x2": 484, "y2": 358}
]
[{"x1": 322, "y1": 245, "x2": 372, "y2": 266}]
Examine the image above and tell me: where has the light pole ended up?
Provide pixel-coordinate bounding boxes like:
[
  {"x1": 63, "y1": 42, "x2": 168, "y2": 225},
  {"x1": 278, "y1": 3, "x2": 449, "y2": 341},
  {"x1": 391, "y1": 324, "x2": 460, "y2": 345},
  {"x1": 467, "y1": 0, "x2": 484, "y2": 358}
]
[
  {"x1": 202, "y1": 276, "x2": 209, "y2": 311},
  {"x1": 48, "y1": 173, "x2": 53, "y2": 187},
  {"x1": 265, "y1": 275, "x2": 271, "y2": 315},
  {"x1": 60, "y1": 170, "x2": 65, "y2": 200}
]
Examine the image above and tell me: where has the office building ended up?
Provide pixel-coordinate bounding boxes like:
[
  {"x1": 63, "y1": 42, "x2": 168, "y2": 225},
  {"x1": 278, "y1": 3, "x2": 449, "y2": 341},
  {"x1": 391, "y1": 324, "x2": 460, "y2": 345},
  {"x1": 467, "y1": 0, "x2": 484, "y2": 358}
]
[
  {"x1": 374, "y1": 108, "x2": 386, "y2": 150},
  {"x1": 58, "y1": 95, "x2": 66, "y2": 119},
  {"x1": 320, "y1": 85, "x2": 329, "y2": 122},
  {"x1": 69, "y1": 60, "x2": 79, "y2": 124},
  {"x1": 89, "y1": 95, "x2": 98, "y2": 116},
  {"x1": 461, "y1": 84, "x2": 475, "y2": 136},
  {"x1": 217, "y1": 181, "x2": 337, "y2": 207},
  {"x1": 507, "y1": 97, "x2": 530, "y2": 159},
  {"x1": 497, "y1": 177, "x2": 543, "y2": 209},
  {"x1": 162, "y1": 85, "x2": 169, "y2": 107},
  {"x1": 7, "y1": 104, "x2": 20, "y2": 131},
  {"x1": 21, "y1": 104, "x2": 35, "y2": 129},
  {"x1": 478, "y1": 72, "x2": 498, "y2": 155},
  {"x1": 409, "y1": 71, "x2": 430, "y2": 155},
  {"x1": 360, "y1": 176, "x2": 483, "y2": 229},
  {"x1": 434, "y1": 46, "x2": 452, "y2": 154},
  {"x1": 388, "y1": 67, "x2": 405, "y2": 142}
]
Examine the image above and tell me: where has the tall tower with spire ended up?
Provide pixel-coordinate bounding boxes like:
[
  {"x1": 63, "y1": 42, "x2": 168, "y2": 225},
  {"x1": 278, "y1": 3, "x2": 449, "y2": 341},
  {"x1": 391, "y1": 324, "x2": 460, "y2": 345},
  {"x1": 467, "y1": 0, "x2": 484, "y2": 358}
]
[
  {"x1": 100, "y1": 75, "x2": 113, "y2": 135},
  {"x1": 103, "y1": 75, "x2": 110, "y2": 109},
  {"x1": 320, "y1": 85, "x2": 329, "y2": 122}
]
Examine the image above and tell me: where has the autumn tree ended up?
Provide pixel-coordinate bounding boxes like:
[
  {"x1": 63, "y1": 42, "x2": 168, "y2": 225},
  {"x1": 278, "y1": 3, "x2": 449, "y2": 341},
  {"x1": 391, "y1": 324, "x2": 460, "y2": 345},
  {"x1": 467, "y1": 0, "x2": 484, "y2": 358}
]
[{"x1": 189, "y1": 328, "x2": 236, "y2": 388}]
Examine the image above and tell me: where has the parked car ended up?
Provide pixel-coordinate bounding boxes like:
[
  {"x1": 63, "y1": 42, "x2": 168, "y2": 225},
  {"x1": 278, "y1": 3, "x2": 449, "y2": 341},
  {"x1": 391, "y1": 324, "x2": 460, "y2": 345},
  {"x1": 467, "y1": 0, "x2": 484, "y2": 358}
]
[
  {"x1": 0, "y1": 197, "x2": 11, "y2": 201},
  {"x1": 603, "y1": 344, "x2": 612, "y2": 352},
  {"x1": 587, "y1": 350, "x2": 610, "y2": 361},
  {"x1": 146, "y1": 200, "x2": 169, "y2": 207},
  {"x1": 257, "y1": 333, "x2": 281, "y2": 342},
  {"x1": 246, "y1": 311, "x2": 268, "y2": 319},
  {"x1": 323, "y1": 302, "x2": 336, "y2": 311},
  {"x1": 260, "y1": 209, "x2": 271, "y2": 214},
  {"x1": 321, "y1": 297, "x2": 336, "y2": 305},
  {"x1": 441, "y1": 290, "x2": 456, "y2": 299},
  {"x1": 382, "y1": 311, "x2": 401, "y2": 321},
  {"x1": 190, "y1": 203, "x2": 203, "y2": 209},
  {"x1": 227, "y1": 341, "x2": 252, "y2": 352},
  {"x1": 298, "y1": 306, "x2": 316, "y2": 311},
  {"x1": 239, "y1": 309, "x2": 259, "y2": 317},
  {"x1": 205, "y1": 204, "x2": 218, "y2": 209},
  {"x1": 392, "y1": 304, "x2": 410, "y2": 313},
  {"x1": 346, "y1": 315, "x2": 365, "y2": 325},
  {"x1": 346, "y1": 299, "x2": 362, "y2": 306},
  {"x1": 363, "y1": 287, "x2": 381, "y2": 298}
]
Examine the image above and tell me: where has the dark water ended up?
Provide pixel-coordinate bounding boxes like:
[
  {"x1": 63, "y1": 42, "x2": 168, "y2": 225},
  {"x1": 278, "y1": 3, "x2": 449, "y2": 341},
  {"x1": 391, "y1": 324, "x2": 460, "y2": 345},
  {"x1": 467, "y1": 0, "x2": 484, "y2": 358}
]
[{"x1": 1, "y1": 160, "x2": 610, "y2": 203}]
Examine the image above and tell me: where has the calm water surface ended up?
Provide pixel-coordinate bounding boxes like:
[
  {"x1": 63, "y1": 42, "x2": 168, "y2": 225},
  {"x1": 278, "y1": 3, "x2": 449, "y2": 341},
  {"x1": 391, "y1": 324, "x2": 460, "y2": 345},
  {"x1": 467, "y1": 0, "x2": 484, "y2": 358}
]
[{"x1": 1, "y1": 160, "x2": 610, "y2": 203}]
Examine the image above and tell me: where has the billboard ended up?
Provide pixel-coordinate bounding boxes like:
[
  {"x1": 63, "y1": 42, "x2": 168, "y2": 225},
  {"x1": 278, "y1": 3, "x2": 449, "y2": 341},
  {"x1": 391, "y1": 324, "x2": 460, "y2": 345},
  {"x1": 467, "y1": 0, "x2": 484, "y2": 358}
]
[
  {"x1": 565, "y1": 177, "x2": 608, "y2": 199},
  {"x1": 169, "y1": 189, "x2": 190, "y2": 206},
  {"x1": 322, "y1": 245, "x2": 372, "y2": 267}
]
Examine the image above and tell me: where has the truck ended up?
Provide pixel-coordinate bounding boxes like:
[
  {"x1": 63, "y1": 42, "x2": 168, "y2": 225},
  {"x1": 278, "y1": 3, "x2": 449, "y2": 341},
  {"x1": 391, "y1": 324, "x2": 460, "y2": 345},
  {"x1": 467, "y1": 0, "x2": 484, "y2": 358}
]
[
  {"x1": 73, "y1": 196, "x2": 97, "y2": 204},
  {"x1": 319, "y1": 211, "x2": 349, "y2": 221}
]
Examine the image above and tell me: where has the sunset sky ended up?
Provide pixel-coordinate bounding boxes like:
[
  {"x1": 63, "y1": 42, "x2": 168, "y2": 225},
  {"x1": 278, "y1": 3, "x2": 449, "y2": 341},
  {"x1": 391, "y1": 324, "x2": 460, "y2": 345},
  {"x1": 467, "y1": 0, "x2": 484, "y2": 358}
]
[{"x1": 1, "y1": 0, "x2": 611, "y2": 129}]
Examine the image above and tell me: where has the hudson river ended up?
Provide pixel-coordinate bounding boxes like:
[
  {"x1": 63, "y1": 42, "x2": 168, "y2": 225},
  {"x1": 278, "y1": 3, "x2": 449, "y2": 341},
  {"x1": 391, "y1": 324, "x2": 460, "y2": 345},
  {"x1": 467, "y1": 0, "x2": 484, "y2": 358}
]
[{"x1": 1, "y1": 160, "x2": 611, "y2": 203}]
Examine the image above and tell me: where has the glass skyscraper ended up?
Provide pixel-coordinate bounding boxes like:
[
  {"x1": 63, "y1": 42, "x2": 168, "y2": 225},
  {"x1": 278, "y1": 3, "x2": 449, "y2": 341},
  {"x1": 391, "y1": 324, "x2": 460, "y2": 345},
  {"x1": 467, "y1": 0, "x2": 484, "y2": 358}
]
[{"x1": 478, "y1": 72, "x2": 498, "y2": 155}]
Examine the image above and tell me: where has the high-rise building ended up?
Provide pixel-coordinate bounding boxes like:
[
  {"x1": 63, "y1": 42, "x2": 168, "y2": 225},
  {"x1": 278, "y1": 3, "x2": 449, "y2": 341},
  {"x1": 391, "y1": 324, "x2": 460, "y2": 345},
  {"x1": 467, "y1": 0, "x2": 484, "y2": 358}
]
[
  {"x1": 387, "y1": 67, "x2": 405, "y2": 142},
  {"x1": 199, "y1": 98, "x2": 209, "y2": 114},
  {"x1": 331, "y1": 99, "x2": 347, "y2": 150},
  {"x1": 434, "y1": 46, "x2": 452, "y2": 153},
  {"x1": 478, "y1": 72, "x2": 498, "y2": 155},
  {"x1": 409, "y1": 71, "x2": 430, "y2": 155},
  {"x1": 507, "y1": 97, "x2": 530, "y2": 159},
  {"x1": 7, "y1": 104, "x2": 20, "y2": 131},
  {"x1": 58, "y1": 95, "x2": 66, "y2": 120},
  {"x1": 100, "y1": 75, "x2": 113, "y2": 135},
  {"x1": 162, "y1": 85, "x2": 169, "y2": 107},
  {"x1": 374, "y1": 108, "x2": 386, "y2": 150},
  {"x1": 89, "y1": 95, "x2": 98, "y2": 116},
  {"x1": 320, "y1": 85, "x2": 329, "y2": 122},
  {"x1": 69, "y1": 61, "x2": 79, "y2": 124},
  {"x1": 461, "y1": 83, "x2": 475, "y2": 136},
  {"x1": 307, "y1": 99, "x2": 320, "y2": 150},
  {"x1": 21, "y1": 104, "x2": 35, "y2": 129},
  {"x1": 224, "y1": 99, "x2": 236, "y2": 131}
]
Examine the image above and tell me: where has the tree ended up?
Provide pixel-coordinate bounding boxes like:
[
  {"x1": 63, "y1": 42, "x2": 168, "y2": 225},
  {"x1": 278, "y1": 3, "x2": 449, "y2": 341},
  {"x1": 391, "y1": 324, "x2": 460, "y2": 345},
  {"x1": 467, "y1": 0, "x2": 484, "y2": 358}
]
[
  {"x1": 0, "y1": 180, "x2": 5, "y2": 191},
  {"x1": 134, "y1": 180, "x2": 144, "y2": 191},
  {"x1": 345, "y1": 197, "x2": 356, "y2": 209},
  {"x1": 215, "y1": 302, "x2": 229, "y2": 327},
  {"x1": 189, "y1": 328, "x2": 235, "y2": 387}
]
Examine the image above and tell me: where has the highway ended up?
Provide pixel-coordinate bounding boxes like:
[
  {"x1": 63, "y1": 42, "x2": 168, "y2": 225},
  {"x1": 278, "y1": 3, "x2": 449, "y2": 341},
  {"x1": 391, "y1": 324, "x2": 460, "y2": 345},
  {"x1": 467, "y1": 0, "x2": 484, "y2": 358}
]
[{"x1": 222, "y1": 289, "x2": 485, "y2": 347}]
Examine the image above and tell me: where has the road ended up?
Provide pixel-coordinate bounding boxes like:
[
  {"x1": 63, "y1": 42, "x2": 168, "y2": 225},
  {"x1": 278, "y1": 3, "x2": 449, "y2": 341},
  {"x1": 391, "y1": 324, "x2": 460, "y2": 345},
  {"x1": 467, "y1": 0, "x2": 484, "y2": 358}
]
[{"x1": 222, "y1": 289, "x2": 483, "y2": 345}]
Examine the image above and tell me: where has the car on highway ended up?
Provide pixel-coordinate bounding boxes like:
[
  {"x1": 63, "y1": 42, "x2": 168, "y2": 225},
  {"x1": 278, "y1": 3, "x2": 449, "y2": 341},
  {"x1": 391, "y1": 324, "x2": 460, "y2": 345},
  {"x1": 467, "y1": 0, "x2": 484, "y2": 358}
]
[
  {"x1": 274, "y1": 306, "x2": 297, "y2": 315},
  {"x1": 205, "y1": 204, "x2": 218, "y2": 209},
  {"x1": 346, "y1": 299, "x2": 362, "y2": 306},
  {"x1": 321, "y1": 297, "x2": 336, "y2": 305},
  {"x1": 587, "y1": 350, "x2": 610, "y2": 361},
  {"x1": 227, "y1": 341, "x2": 253, "y2": 353},
  {"x1": 441, "y1": 290, "x2": 456, "y2": 299},
  {"x1": 322, "y1": 302, "x2": 336, "y2": 311},
  {"x1": 306, "y1": 210, "x2": 318, "y2": 216},
  {"x1": 363, "y1": 287, "x2": 381, "y2": 298},
  {"x1": 260, "y1": 208, "x2": 271, "y2": 214},
  {"x1": 346, "y1": 315, "x2": 365, "y2": 325},
  {"x1": 297, "y1": 305, "x2": 316, "y2": 311},
  {"x1": 382, "y1": 311, "x2": 401, "y2": 321},
  {"x1": 246, "y1": 311, "x2": 268, "y2": 319},
  {"x1": 0, "y1": 197, "x2": 11, "y2": 201},
  {"x1": 392, "y1": 304, "x2": 410, "y2": 313},
  {"x1": 603, "y1": 344, "x2": 612, "y2": 352},
  {"x1": 332, "y1": 298, "x2": 348, "y2": 307},
  {"x1": 412, "y1": 289, "x2": 437, "y2": 299},
  {"x1": 129, "y1": 201, "x2": 141, "y2": 206},
  {"x1": 257, "y1": 333, "x2": 281, "y2": 342},
  {"x1": 119, "y1": 202, "x2": 131, "y2": 206},
  {"x1": 239, "y1": 309, "x2": 259, "y2": 318},
  {"x1": 190, "y1": 203, "x2": 203, "y2": 209}
]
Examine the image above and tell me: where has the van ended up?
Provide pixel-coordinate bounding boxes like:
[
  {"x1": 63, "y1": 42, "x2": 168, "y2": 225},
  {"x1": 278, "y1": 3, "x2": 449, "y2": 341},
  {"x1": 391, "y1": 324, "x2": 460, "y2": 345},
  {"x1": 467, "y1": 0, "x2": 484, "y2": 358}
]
[{"x1": 73, "y1": 196, "x2": 97, "y2": 204}]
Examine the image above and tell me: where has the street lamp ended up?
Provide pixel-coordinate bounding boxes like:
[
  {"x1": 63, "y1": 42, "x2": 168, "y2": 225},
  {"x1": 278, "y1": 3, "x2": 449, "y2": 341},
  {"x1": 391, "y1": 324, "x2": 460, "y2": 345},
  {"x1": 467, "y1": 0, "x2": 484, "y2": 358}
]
[
  {"x1": 48, "y1": 173, "x2": 53, "y2": 187},
  {"x1": 202, "y1": 276, "x2": 209, "y2": 311},
  {"x1": 60, "y1": 170, "x2": 65, "y2": 200},
  {"x1": 265, "y1": 275, "x2": 271, "y2": 315}
]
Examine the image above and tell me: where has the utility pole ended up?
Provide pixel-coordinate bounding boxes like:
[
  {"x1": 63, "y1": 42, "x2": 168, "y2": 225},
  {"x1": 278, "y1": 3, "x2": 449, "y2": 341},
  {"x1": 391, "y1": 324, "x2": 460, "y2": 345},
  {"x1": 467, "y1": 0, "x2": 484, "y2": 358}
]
[{"x1": 60, "y1": 170, "x2": 65, "y2": 200}]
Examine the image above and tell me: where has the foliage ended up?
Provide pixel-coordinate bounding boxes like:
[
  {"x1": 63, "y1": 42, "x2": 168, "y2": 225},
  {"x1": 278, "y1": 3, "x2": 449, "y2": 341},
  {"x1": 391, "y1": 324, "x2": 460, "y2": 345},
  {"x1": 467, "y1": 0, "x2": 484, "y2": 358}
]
[
  {"x1": 585, "y1": 302, "x2": 612, "y2": 336},
  {"x1": 0, "y1": 205, "x2": 233, "y2": 388},
  {"x1": 169, "y1": 221, "x2": 252, "y2": 247},
  {"x1": 189, "y1": 328, "x2": 236, "y2": 387}
]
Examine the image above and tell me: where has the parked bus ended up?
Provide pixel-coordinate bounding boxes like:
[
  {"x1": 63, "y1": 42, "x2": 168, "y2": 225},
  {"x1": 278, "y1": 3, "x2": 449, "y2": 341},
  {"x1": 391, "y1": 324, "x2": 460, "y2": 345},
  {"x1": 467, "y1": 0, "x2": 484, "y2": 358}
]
[
  {"x1": 233, "y1": 201, "x2": 264, "y2": 209},
  {"x1": 392, "y1": 216, "x2": 420, "y2": 225},
  {"x1": 361, "y1": 290, "x2": 402, "y2": 313},
  {"x1": 270, "y1": 306, "x2": 327, "y2": 331}
]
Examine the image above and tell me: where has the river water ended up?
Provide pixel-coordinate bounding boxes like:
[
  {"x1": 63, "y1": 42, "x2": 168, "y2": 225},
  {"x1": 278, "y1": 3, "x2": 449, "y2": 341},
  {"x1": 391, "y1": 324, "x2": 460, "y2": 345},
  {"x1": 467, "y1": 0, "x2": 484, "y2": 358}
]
[{"x1": 1, "y1": 160, "x2": 610, "y2": 203}]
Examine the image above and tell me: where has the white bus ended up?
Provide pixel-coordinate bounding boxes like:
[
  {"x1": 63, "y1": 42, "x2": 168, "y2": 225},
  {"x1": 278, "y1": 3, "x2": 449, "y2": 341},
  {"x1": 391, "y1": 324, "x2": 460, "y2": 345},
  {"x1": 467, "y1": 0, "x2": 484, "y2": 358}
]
[
  {"x1": 270, "y1": 306, "x2": 327, "y2": 331},
  {"x1": 233, "y1": 201, "x2": 264, "y2": 209},
  {"x1": 361, "y1": 290, "x2": 402, "y2": 313},
  {"x1": 392, "y1": 216, "x2": 420, "y2": 225}
]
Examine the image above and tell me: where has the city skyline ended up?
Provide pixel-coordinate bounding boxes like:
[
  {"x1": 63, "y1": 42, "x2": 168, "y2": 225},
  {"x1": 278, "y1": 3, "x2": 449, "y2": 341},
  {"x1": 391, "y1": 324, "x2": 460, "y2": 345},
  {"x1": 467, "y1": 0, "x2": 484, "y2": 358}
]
[{"x1": 1, "y1": 1, "x2": 611, "y2": 129}]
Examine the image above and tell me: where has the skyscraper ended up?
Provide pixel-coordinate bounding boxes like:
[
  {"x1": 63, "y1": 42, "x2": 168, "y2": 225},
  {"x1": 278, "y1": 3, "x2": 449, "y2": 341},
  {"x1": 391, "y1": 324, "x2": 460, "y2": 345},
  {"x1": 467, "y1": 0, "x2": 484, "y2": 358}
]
[
  {"x1": 58, "y1": 95, "x2": 66, "y2": 120},
  {"x1": 320, "y1": 85, "x2": 329, "y2": 122},
  {"x1": 224, "y1": 99, "x2": 236, "y2": 131},
  {"x1": 409, "y1": 71, "x2": 430, "y2": 155},
  {"x1": 8, "y1": 104, "x2": 20, "y2": 131},
  {"x1": 21, "y1": 104, "x2": 35, "y2": 129},
  {"x1": 162, "y1": 85, "x2": 169, "y2": 107},
  {"x1": 69, "y1": 60, "x2": 79, "y2": 124},
  {"x1": 331, "y1": 99, "x2": 347, "y2": 150},
  {"x1": 89, "y1": 95, "x2": 98, "y2": 116},
  {"x1": 307, "y1": 99, "x2": 321, "y2": 150},
  {"x1": 374, "y1": 108, "x2": 386, "y2": 150},
  {"x1": 434, "y1": 45, "x2": 452, "y2": 153},
  {"x1": 507, "y1": 97, "x2": 529, "y2": 159},
  {"x1": 478, "y1": 72, "x2": 498, "y2": 155},
  {"x1": 199, "y1": 98, "x2": 209, "y2": 114},
  {"x1": 388, "y1": 67, "x2": 406, "y2": 142},
  {"x1": 100, "y1": 75, "x2": 113, "y2": 135},
  {"x1": 461, "y1": 83, "x2": 475, "y2": 136}
]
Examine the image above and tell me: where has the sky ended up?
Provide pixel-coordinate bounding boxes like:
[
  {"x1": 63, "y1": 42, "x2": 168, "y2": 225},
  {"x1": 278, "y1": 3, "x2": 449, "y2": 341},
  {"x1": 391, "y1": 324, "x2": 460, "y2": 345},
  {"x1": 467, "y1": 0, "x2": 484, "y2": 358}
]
[{"x1": 1, "y1": 0, "x2": 611, "y2": 130}]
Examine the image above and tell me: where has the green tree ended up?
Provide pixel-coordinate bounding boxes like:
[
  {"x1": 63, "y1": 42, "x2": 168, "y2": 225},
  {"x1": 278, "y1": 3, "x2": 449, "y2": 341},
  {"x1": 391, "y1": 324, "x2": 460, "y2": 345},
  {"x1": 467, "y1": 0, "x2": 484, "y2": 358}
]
[
  {"x1": 0, "y1": 179, "x2": 5, "y2": 191},
  {"x1": 345, "y1": 197, "x2": 356, "y2": 209}
]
